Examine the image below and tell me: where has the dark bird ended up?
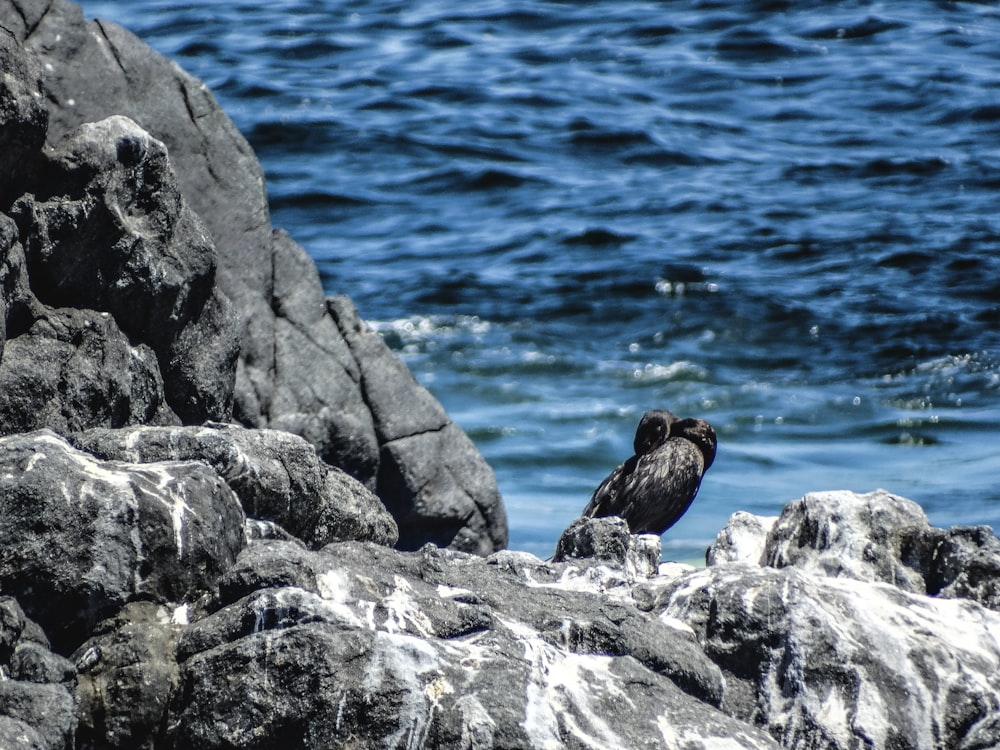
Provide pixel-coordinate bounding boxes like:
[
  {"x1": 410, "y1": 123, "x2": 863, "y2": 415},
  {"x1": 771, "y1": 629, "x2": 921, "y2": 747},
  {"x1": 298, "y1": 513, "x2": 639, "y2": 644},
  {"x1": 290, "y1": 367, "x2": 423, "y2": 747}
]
[{"x1": 581, "y1": 409, "x2": 717, "y2": 535}]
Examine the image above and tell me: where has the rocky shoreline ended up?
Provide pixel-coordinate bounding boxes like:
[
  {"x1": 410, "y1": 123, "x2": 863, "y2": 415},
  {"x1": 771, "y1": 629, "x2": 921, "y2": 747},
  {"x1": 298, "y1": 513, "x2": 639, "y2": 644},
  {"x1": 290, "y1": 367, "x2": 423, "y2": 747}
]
[{"x1": 2, "y1": 2, "x2": 1000, "y2": 748}]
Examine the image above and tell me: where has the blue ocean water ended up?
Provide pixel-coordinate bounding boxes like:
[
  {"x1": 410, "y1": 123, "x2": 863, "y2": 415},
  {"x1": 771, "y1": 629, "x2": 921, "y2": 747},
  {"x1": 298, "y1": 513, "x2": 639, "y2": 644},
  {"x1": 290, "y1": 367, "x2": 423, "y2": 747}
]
[{"x1": 82, "y1": 1, "x2": 1000, "y2": 562}]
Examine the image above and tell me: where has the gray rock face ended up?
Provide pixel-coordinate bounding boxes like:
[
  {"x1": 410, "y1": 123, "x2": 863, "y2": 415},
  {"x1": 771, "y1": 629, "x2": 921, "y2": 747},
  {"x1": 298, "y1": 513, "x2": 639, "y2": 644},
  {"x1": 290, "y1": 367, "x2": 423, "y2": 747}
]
[
  {"x1": 0, "y1": 430, "x2": 245, "y2": 652},
  {"x1": 0, "y1": 597, "x2": 77, "y2": 750},
  {"x1": 166, "y1": 540, "x2": 767, "y2": 749},
  {"x1": 0, "y1": 107, "x2": 238, "y2": 433},
  {"x1": 329, "y1": 296, "x2": 508, "y2": 554},
  {"x1": 71, "y1": 422, "x2": 399, "y2": 550},
  {"x1": 655, "y1": 488, "x2": 1000, "y2": 749},
  {"x1": 72, "y1": 601, "x2": 183, "y2": 750},
  {"x1": 4, "y1": 4, "x2": 1000, "y2": 749},
  {"x1": 1, "y1": 0, "x2": 507, "y2": 554},
  {"x1": 0, "y1": 26, "x2": 46, "y2": 211},
  {"x1": 553, "y1": 514, "x2": 661, "y2": 578}
]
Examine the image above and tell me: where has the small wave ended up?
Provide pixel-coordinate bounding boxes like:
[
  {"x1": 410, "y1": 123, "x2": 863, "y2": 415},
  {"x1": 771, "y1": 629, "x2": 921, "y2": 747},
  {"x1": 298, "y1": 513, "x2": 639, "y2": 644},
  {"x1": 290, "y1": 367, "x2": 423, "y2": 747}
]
[
  {"x1": 620, "y1": 361, "x2": 709, "y2": 383},
  {"x1": 369, "y1": 314, "x2": 493, "y2": 346},
  {"x1": 714, "y1": 27, "x2": 806, "y2": 62},
  {"x1": 269, "y1": 190, "x2": 374, "y2": 210}
]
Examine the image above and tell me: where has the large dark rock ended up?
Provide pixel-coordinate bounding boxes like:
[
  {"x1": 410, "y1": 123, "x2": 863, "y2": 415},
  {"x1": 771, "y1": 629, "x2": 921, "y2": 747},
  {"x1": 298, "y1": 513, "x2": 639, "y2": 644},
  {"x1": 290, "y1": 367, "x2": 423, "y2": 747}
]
[
  {"x1": 70, "y1": 422, "x2": 399, "y2": 550},
  {"x1": 0, "y1": 597, "x2": 76, "y2": 750},
  {"x1": 1, "y1": 0, "x2": 507, "y2": 554},
  {"x1": 553, "y1": 514, "x2": 660, "y2": 578},
  {"x1": 164, "y1": 540, "x2": 770, "y2": 750},
  {"x1": 330, "y1": 296, "x2": 508, "y2": 554},
  {"x1": 0, "y1": 26, "x2": 46, "y2": 210},
  {"x1": 0, "y1": 429, "x2": 245, "y2": 652},
  {"x1": 658, "y1": 488, "x2": 1000, "y2": 749},
  {"x1": 7, "y1": 114, "x2": 239, "y2": 426},
  {"x1": 72, "y1": 601, "x2": 184, "y2": 750}
]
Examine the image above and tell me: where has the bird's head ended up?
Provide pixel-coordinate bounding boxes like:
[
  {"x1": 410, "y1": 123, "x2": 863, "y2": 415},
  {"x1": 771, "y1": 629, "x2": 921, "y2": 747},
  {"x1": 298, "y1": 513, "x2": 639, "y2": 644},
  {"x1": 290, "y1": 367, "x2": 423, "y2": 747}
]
[
  {"x1": 672, "y1": 417, "x2": 718, "y2": 470},
  {"x1": 633, "y1": 409, "x2": 678, "y2": 455}
]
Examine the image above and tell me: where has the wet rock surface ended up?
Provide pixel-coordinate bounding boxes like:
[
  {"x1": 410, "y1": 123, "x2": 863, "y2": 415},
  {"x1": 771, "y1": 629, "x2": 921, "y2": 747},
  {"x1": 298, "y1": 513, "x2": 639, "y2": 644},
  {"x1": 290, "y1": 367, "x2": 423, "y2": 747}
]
[{"x1": 2, "y1": 3, "x2": 1000, "y2": 748}]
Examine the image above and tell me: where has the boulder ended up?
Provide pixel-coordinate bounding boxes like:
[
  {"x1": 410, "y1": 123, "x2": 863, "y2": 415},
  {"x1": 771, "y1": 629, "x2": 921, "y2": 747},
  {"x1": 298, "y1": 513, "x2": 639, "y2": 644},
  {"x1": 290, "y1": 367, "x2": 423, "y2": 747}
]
[
  {"x1": 0, "y1": 430, "x2": 245, "y2": 651},
  {"x1": 72, "y1": 601, "x2": 184, "y2": 750},
  {"x1": 659, "y1": 564, "x2": 1000, "y2": 749},
  {"x1": 553, "y1": 514, "x2": 661, "y2": 578},
  {"x1": 651, "y1": 488, "x2": 1000, "y2": 749},
  {"x1": 756, "y1": 488, "x2": 1000, "y2": 610},
  {"x1": 330, "y1": 296, "x2": 507, "y2": 553},
  {"x1": 2, "y1": 0, "x2": 507, "y2": 554},
  {"x1": 70, "y1": 422, "x2": 398, "y2": 550},
  {"x1": 164, "y1": 540, "x2": 770, "y2": 750},
  {"x1": 0, "y1": 597, "x2": 76, "y2": 750}
]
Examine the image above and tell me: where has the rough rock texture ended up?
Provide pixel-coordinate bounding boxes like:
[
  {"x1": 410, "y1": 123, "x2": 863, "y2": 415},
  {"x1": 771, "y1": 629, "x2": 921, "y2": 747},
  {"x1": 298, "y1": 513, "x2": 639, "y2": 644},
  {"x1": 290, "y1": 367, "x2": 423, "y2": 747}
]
[
  {"x1": 4, "y1": 113, "x2": 238, "y2": 429},
  {"x1": 70, "y1": 422, "x2": 399, "y2": 550},
  {"x1": 166, "y1": 541, "x2": 763, "y2": 749},
  {"x1": 553, "y1": 514, "x2": 660, "y2": 579},
  {"x1": 4, "y1": 3, "x2": 1000, "y2": 749},
  {"x1": 0, "y1": 429, "x2": 245, "y2": 652},
  {"x1": 72, "y1": 601, "x2": 184, "y2": 750},
  {"x1": 329, "y1": 295, "x2": 507, "y2": 554},
  {"x1": 0, "y1": 597, "x2": 76, "y2": 750},
  {"x1": 656, "y1": 489, "x2": 1000, "y2": 750},
  {"x1": 0, "y1": 0, "x2": 508, "y2": 554}
]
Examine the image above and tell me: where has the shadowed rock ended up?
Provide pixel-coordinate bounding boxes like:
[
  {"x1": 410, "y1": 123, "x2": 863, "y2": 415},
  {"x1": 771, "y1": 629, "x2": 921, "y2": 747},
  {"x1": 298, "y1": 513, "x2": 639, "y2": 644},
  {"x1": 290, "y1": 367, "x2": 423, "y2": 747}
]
[
  {"x1": 0, "y1": 430, "x2": 245, "y2": 652},
  {"x1": 2, "y1": 0, "x2": 507, "y2": 553}
]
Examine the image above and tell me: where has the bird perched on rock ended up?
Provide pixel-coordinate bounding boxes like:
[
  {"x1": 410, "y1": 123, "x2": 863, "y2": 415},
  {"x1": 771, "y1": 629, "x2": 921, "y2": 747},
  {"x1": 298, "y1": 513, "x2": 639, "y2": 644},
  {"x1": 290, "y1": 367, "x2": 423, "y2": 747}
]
[{"x1": 581, "y1": 409, "x2": 717, "y2": 535}]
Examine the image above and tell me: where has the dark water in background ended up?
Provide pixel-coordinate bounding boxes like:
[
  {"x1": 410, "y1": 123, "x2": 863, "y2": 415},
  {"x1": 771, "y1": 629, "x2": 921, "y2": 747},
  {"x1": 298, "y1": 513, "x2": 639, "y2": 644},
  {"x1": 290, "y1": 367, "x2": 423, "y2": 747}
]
[{"x1": 82, "y1": 1, "x2": 1000, "y2": 561}]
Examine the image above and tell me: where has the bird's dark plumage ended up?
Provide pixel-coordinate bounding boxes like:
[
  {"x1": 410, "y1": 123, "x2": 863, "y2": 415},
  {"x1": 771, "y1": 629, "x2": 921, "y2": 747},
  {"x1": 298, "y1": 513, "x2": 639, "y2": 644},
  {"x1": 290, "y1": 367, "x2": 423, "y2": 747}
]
[{"x1": 582, "y1": 409, "x2": 717, "y2": 535}]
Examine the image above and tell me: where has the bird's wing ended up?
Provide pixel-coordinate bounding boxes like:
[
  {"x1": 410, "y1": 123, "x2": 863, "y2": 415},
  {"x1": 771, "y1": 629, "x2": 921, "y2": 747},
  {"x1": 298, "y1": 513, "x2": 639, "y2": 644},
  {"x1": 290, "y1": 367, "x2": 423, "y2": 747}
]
[
  {"x1": 582, "y1": 454, "x2": 638, "y2": 518},
  {"x1": 617, "y1": 440, "x2": 705, "y2": 534}
]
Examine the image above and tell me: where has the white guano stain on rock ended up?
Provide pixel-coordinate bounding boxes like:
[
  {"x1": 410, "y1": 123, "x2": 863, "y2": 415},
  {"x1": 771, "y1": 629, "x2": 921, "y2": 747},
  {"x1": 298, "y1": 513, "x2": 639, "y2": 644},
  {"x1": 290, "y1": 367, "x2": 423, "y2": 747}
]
[
  {"x1": 520, "y1": 635, "x2": 629, "y2": 750},
  {"x1": 362, "y1": 631, "x2": 442, "y2": 750},
  {"x1": 384, "y1": 575, "x2": 435, "y2": 637}
]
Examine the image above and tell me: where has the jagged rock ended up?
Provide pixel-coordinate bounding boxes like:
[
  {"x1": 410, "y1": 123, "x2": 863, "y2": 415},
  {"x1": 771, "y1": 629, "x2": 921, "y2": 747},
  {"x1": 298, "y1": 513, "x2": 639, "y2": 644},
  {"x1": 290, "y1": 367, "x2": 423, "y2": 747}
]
[
  {"x1": 0, "y1": 597, "x2": 76, "y2": 750},
  {"x1": 660, "y1": 563, "x2": 1000, "y2": 750},
  {"x1": 0, "y1": 26, "x2": 46, "y2": 210},
  {"x1": 4, "y1": 0, "x2": 382, "y2": 482},
  {"x1": 8, "y1": 114, "x2": 239, "y2": 426},
  {"x1": 3, "y1": 0, "x2": 507, "y2": 554},
  {"x1": 670, "y1": 489, "x2": 1000, "y2": 749},
  {"x1": 923, "y1": 524, "x2": 1000, "y2": 610},
  {"x1": 72, "y1": 601, "x2": 184, "y2": 750},
  {"x1": 330, "y1": 296, "x2": 507, "y2": 554},
  {"x1": 0, "y1": 430, "x2": 245, "y2": 651},
  {"x1": 762, "y1": 489, "x2": 932, "y2": 592},
  {"x1": 750, "y1": 489, "x2": 1000, "y2": 611},
  {"x1": 706, "y1": 510, "x2": 777, "y2": 566},
  {"x1": 165, "y1": 540, "x2": 769, "y2": 749},
  {"x1": 552, "y1": 515, "x2": 661, "y2": 578},
  {"x1": 70, "y1": 422, "x2": 398, "y2": 550},
  {"x1": 0, "y1": 303, "x2": 172, "y2": 433}
]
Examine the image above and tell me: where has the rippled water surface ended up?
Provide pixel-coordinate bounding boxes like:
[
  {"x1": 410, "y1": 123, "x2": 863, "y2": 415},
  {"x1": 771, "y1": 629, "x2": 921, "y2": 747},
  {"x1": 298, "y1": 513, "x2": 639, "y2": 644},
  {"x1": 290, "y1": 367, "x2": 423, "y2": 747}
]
[{"x1": 82, "y1": 1, "x2": 1000, "y2": 561}]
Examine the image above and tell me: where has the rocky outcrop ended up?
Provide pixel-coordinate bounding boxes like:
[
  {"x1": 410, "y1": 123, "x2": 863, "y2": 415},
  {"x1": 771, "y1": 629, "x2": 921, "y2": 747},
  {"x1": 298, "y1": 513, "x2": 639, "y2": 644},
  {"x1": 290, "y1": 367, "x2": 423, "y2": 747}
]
[
  {"x1": 3, "y1": 484, "x2": 995, "y2": 749},
  {"x1": 4, "y1": 3, "x2": 1000, "y2": 749},
  {"x1": 0, "y1": 0, "x2": 507, "y2": 554},
  {"x1": 0, "y1": 429, "x2": 246, "y2": 652},
  {"x1": 663, "y1": 489, "x2": 1000, "y2": 749},
  {"x1": 70, "y1": 422, "x2": 398, "y2": 551},
  {"x1": 165, "y1": 539, "x2": 772, "y2": 749},
  {"x1": 0, "y1": 597, "x2": 76, "y2": 750}
]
